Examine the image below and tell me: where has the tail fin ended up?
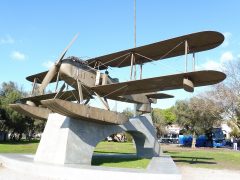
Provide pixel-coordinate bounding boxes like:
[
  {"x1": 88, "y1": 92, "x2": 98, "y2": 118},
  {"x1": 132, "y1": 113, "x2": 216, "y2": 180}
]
[{"x1": 136, "y1": 93, "x2": 174, "y2": 113}]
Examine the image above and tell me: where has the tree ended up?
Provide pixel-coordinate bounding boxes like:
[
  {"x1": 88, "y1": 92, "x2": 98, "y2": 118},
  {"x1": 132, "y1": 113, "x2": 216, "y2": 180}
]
[
  {"x1": 161, "y1": 107, "x2": 176, "y2": 125},
  {"x1": 152, "y1": 107, "x2": 176, "y2": 125},
  {"x1": 205, "y1": 60, "x2": 240, "y2": 137},
  {"x1": 152, "y1": 108, "x2": 167, "y2": 137},
  {"x1": 0, "y1": 81, "x2": 19, "y2": 96},
  {"x1": 175, "y1": 97, "x2": 223, "y2": 148},
  {"x1": 0, "y1": 82, "x2": 35, "y2": 141},
  {"x1": 0, "y1": 108, "x2": 7, "y2": 131},
  {"x1": 151, "y1": 107, "x2": 176, "y2": 138}
]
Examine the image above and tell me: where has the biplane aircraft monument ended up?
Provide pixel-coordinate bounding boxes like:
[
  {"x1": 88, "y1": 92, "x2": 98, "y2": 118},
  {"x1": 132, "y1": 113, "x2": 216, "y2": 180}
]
[{"x1": 9, "y1": 31, "x2": 226, "y2": 166}]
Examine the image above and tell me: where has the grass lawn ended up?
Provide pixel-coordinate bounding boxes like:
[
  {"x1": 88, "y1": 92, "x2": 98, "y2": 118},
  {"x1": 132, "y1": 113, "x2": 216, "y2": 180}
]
[
  {"x1": 0, "y1": 140, "x2": 39, "y2": 154},
  {"x1": 0, "y1": 140, "x2": 150, "y2": 169},
  {"x1": 92, "y1": 142, "x2": 150, "y2": 168},
  {"x1": 1, "y1": 141, "x2": 240, "y2": 170},
  {"x1": 162, "y1": 144, "x2": 240, "y2": 170}
]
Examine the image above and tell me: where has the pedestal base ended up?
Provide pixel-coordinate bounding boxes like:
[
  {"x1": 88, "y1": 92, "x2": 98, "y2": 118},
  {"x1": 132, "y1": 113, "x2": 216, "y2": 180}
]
[{"x1": 34, "y1": 113, "x2": 161, "y2": 165}]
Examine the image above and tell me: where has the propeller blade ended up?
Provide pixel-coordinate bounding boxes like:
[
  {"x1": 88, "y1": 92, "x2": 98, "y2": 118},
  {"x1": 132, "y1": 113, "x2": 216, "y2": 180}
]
[
  {"x1": 39, "y1": 64, "x2": 59, "y2": 94},
  {"x1": 56, "y1": 33, "x2": 79, "y2": 65},
  {"x1": 38, "y1": 33, "x2": 79, "y2": 94}
]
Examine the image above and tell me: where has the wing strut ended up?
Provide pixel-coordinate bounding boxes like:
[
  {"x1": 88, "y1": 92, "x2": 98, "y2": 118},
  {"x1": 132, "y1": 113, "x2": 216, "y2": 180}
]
[
  {"x1": 54, "y1": 83, "x2": 66, "y2": 99},
  {"x1": 77, "y1": 80, "x2": 84, "y2": 103},
  {"x1": 130, "y1": 41, "x2": 185, "y2": 81},
  {"x1": 185, "y1": 40, "x2": 197, "y2": 72},
  {"x1": 94, "y1": 92, "x2": 110, "y2": 110},
  {"x1": 31, "y1": 78, "x2": 37, "y2": 96},
  {"x1": 130, "y1": 53, "x2": 134, "y2": 80},
  {"x1": 55, "y1": 72, "x2": 60, "y2": 92},
  {"x1": 185, "y1": 40, "x2": 189, "y2": 72},
  {"x1": 139, "y1": 63, "x2": 143, "y2": 79}
]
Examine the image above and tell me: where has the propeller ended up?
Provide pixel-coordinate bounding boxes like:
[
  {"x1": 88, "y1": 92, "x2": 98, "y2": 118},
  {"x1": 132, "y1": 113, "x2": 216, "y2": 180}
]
[{"x1": 38, "y1": 33, "x2": 79, "y2": 94}]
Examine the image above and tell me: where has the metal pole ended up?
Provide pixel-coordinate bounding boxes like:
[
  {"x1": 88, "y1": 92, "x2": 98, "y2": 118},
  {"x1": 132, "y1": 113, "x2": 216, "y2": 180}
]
[
  {"x1": 133, "y1": 0, "x2": 137, "y2": 116},
  {"x1": 134, "y1": 0, "x2": 136, "y2": 48}
]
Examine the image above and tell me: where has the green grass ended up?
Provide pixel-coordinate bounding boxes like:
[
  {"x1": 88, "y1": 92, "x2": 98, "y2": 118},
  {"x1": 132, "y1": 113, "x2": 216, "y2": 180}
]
[
  {"x1": 92, "y1": 142, "x2": 150, "y2": 168},
  {"x1": 94, "y1": 142, "x2": 136, "y2": 154},
  {"x1": 0, "y1": 140, "x2": 150, "y2": 169},
  {"x1": 0, "y1": 140, "x2": 39, "y2": 154},
  {"x1": 1, "y1": 141, "x2": 240, "y2": 170},
  {"x1": 162, "y1": 145, "x2": 240, "y2": 170}
]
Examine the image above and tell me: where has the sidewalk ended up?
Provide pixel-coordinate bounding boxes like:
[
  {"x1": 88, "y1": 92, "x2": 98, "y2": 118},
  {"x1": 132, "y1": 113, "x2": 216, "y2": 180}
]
[{"x1": 179, "y1": 166, "x2": 240, "y2": 180}]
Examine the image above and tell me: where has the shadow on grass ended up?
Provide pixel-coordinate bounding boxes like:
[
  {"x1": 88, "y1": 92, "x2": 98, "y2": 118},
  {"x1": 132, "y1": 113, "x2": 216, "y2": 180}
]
[
  {"x1": 163, "y1": 150, "x2": 179, "y2": 154},
  {"x1": 171, "y1": 155, "x2": 216, "y2": 165},
  {"x1": 0, "y1": 140, "x2": 40, "y2": 145},
  {"x1": 164, "y1": 150, "x2": 216, "y2": 165},
  {"x1": 94, "y1": 150, "x2": 134, "y2": 154},
  {"x1": 92, "y1": 153, "x2": 148, "y2": 166}
]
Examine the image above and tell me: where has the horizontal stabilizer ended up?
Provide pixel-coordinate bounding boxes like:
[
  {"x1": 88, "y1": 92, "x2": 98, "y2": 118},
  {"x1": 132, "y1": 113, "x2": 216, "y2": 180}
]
[{"x1": 146, "y1": 93, "x2": 174, "y2": 99}]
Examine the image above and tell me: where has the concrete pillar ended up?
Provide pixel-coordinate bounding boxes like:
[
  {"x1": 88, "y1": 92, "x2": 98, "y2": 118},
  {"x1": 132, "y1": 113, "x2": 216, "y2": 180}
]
[{"x1": 34, "y1": 113, "x2": 161, "y2": 165}]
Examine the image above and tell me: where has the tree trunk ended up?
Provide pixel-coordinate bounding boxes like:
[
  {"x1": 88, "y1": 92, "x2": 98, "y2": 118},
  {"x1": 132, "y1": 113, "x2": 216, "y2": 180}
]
[{"x1": 191, "y1": 132, "x2": 196, "y2": 149}]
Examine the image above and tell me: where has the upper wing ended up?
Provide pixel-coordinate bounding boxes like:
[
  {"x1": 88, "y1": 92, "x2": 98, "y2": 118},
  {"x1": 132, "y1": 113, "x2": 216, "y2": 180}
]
[
  {"x1": 86, "y1": 31, "x2": 224, "y2": 70},
  {"x1": 26, "y1": 31, "x2": 223, "y2": 82},
  {"x1": 91, "y1": 70, "x2": 226, "y2": 96}
]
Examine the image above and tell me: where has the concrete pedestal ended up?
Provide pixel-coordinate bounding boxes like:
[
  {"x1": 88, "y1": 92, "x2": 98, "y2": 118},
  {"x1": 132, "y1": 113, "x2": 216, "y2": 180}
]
[{"x1": 34, "y1": 113, "x2": 161, "y2": 165}]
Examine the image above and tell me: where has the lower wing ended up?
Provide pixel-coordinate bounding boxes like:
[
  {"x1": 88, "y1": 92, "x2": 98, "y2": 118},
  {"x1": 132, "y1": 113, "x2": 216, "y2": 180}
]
[{"x1": 91, "y1": 70, "x2": 226, "y2": 97}]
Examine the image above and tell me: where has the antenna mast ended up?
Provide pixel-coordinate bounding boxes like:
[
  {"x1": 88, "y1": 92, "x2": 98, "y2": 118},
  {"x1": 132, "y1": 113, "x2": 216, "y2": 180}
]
[
  {"x1": 133, "y1": 0, "x2": 138, "y2": 117},
  {"x1": 134, "y1": 0, "x2": 136, "y2": 48}
]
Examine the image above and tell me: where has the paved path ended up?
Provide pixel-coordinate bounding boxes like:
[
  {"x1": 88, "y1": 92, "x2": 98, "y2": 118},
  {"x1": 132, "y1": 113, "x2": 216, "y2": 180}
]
[
  {"x1": 0, "y1": 166, "x2": 58, "y2": 180},
  {"x1": 1, "y1": 164, "x2": 240, "y2": 180},
  {"x1": 179, "y1": 166, "x2": 240, "y2": 180}
]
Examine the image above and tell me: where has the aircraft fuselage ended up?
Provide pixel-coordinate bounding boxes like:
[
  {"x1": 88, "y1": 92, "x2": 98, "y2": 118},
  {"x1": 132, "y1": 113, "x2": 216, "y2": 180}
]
[{"x1": 58, "y1": 57, "x2": 152, "y2": 111}]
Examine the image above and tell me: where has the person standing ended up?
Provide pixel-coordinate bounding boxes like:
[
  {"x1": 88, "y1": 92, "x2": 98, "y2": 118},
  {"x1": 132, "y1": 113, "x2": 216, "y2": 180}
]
[{"x1": 233, "y1": 137, "x2": 238, "y2": 151}]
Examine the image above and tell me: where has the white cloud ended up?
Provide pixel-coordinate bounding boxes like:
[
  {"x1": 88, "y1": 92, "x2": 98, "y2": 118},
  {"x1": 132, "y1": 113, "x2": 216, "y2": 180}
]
[
  {"x1": 197, "y1": 60, "x2": 222, "y2": 71},
  {"x1": 220, "y1": 51, "x2": 234, "y2": 63},
  {"x1": 197, "y1": 51, "x2": 234, "y2": 71},
  {"x1": 0, "y1": 35, "x2": 15, "y2": 45},
  {"x1": 222, "y1": 32, "x2": 232, "y2": 47},
  {"x1": 42, "y1": 60, "x2": 54, "y2": 69},
  {"x1": 237, "y1": 54, "x2": 240, "y2": 59},
  {"x1": 10, "y1": 51, "x2": 26, "y2": 61}
]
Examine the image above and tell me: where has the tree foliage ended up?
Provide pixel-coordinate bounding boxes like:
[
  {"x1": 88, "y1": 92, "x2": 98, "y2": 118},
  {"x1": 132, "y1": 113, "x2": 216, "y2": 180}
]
[
  {"x1": 152, "y1": 107, "x2": 176, "y2": 137},
  {"x1": 152, "y1": 107, "x2": 176, "y2": 125},
  {"x1": 174, "y1": 97, "x2": 223, "y2": 148},
  {"x1": 175, "y1": 97, "x2": 222, "y2": 134},
  {"x1": 204, "y1": 60, "x2": 240, "y2": 137},
  {"x1": 0, "y1": 81, "x2": 45, "y2": 141}
]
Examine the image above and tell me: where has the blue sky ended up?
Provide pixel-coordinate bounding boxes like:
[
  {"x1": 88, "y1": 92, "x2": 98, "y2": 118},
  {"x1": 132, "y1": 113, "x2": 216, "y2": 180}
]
[{"x1": 0, "y1": 0, "x2": 240, "y2": 111}]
